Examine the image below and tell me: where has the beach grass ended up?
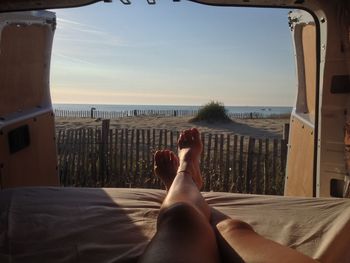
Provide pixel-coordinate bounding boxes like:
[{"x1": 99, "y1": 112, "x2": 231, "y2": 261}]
[{"x1": 190, "y1": 101, "x2": 231, "y2": 123}]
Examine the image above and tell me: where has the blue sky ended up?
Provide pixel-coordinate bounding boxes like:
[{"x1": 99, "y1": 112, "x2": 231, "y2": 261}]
[{"x1": 50, "y1": 1, "x2": 296, "y2": 106}]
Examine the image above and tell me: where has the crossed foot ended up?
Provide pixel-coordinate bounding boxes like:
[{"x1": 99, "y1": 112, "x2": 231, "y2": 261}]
[{"x1": 154, "y1": 128, "x2": 203, "y2": 191}]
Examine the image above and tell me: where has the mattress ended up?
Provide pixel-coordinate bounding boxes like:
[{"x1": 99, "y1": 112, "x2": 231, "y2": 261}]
[{"x1": 0, "y1": 187, "x2": 349, "y2": 262}]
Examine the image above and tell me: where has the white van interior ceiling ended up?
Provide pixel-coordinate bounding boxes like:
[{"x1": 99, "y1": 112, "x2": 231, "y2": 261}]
[{"x1": 0, "y1": 0, "x2": 331, "y2": 12}]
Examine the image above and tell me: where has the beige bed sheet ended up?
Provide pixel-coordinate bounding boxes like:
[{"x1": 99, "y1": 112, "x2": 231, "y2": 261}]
[{"x1": 0, "y1": 187, "x2": 349, "y2": 263}]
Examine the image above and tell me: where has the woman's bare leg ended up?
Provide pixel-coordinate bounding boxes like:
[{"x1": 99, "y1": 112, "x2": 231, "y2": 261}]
[
  {"x1": 213, "y1": 217, "x2": 317, "y2": 263},
  {"x1": 139, "y1": 128, "x2": 220, "y2": 263},
  {"x1": 210, "y1": 199, "x2": 318, "y2": 263},
  {"x1": 160, "y1": 128, "x2": 209, "y2": 220},
  {"x1": 140, "y1": 128, "x2": 316, "y2": 263}
]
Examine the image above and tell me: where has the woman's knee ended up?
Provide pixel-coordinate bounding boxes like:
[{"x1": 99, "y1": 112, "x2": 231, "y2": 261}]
[
  {"x1": 158, "y1": 202, "x2": 203, "y2": 228},
  {"x1": 216, "y1": 218, "x2": 254, "y2": 234}
]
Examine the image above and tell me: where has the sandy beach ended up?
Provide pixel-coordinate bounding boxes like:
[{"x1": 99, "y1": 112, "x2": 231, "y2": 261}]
[{"x1": 55, "y1": 116, "x2": 289, "y2": 139}]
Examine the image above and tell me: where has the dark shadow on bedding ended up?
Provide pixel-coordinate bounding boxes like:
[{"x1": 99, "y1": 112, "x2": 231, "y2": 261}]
[{"x1": 0, "y1": 187, "x2": 164, "y2": 263}]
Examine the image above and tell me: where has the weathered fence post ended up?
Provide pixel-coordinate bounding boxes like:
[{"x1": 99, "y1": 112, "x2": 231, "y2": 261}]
[
  {"x1": 146, "y1": 129, "x2": 152, "y2": 187},
  {"x1": 224, "y1": 134, "x2": 230, "y2": 192},
  {"x1": 99, "y1": 119, "x2": 110, "y2": 186},
  {"x1": 237, "y1": 136, "x2": 244, "y2": 193},
  {"x1": 200, "y1": 134, "x2": 205, "y2": 172},
  {"x1": 264, "y1": 138, "x2": 270, "y2": 194},
  {"x1": 230, "y1": 135, "x2": 238, "y2": 192},
  {"x1": 271, "y1": 139, "x2": 278, "y2": 195},
  {"x1": 219, "y1": 134, "x2": 224, "y2": 190},
  {"x1": 141, "y1": 129, "x2": 145, "y2": 185},
  {"x1": 280, "y1": 138, "x2": 288, "y2": 194},
  {"x1": 283, "y1": 123, "x2": 290, "y2": 141},
  {"x1": 135, "y1": 129, "x2": 140, "y2": 187},
  {"x1": 213, "y1": 134, "x2": 218, "y2": 191},
  {"x1": 90, "y1": 107, "x2": 96, "y2": 119},
  {"x1": 119, "y1": 129, "x2": 124, "y2": 186},
  {"x1": 205, "y1": 134, "x2": 212, "y2": 191},
  {"x1": 246, "y1": 137, "x2": 255, "y2": 193},
  {"x1": 256, "y1": 139, "x2": 263, "y2": 194},
  {"x1": 129, "y1": 129, "x2": 135, "y2": 186}
]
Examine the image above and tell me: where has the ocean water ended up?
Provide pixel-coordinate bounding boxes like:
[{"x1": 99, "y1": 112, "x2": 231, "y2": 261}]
[{"x1": 53, "y1": 103, "x2": 292, "y2": 116}]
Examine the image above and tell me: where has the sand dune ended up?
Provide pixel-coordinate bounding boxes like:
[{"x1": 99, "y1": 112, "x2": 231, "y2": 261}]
[{"x1": 55, "y1": 116, "x2": 289, "y2": 139}]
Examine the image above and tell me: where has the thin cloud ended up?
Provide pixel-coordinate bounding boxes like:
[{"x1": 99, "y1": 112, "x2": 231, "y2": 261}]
[
  {"x1": 55, "y1": 17, "x2": 127, "y2": 49},
  {"x1": 56, "y1": 18, "x2": 101, "y2": 30},
  {"x1": 53, "y1": 16, "x2": 128, "y2": 64},
  {"x1": 53, "y1": 52, "x2": 96, "y2": 66},
  {"x1": 55, "y1": 36, "x2": 126, "y2": 47}
]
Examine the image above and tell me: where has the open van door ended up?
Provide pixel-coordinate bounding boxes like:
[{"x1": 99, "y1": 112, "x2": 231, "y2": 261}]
[
  {"x1": 285, "y1": 11, "x2": 317, "y2": 197},
  {"x1": 0, "y1": 11, "x2": 59, "y2": 188}
]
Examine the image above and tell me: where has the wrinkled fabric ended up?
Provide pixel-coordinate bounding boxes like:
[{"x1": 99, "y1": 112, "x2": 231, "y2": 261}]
[{"x1": 0, "y1": 187, "x2": 349, "y2": 263}]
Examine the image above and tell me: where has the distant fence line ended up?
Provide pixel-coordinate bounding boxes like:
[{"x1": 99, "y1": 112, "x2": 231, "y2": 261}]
[
  {"x1": 54, "y1": 109, "x2": 290, "y2": 119},
  {"x1": 57, "y1": 128, "x2": 287, "y2": 195},
  {"x1": 54, "y1": 109, "x2": 197, "y2": 119}
]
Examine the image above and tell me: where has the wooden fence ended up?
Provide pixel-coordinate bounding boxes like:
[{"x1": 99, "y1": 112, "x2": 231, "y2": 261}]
[
  {"x1": 54, "y1": 109, "x2": 198, "y2": 119},
  {"x1": 56, "y1": 128, "x2": 287, "y2": 195},
  {"x1": 54, "y1": 109, "x2": 289, "y2": 119}
]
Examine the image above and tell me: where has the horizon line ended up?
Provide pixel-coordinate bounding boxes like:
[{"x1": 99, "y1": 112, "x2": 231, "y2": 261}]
[{"x1": 52, "y1": 102, "x2": 293, "y2": 108}]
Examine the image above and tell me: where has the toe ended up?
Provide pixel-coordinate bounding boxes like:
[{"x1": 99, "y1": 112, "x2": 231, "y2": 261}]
[
  {"x1": 184, "y1": 130, "x2": 192, "y2": 141},
  {"x1": 170, "y1": 152, "x2": 179, "y2": 168},
  {"x1": 169, "y1": 151, "x2": 174, "y2": 160},
  {"x1": 191, "y1": 128, "x2": 200, "y2": 142},
  {"x1": 178, "y1": 128, "x2": 202, "y2": 150},
  {"x1": 164, "y1": 150, "x2": 171, "y2": 165},
  {"x1": 155, "y1": 150, "x2": 167, "y2": 168},
  {"x1": 164, "y1": 149, "x2": 170, "y2": 158},
  {"x1": 178, "y1": 132, "x2": 186, "y2": 149},
  {"x1": 154, "y1": 150, "x2": 162, "y2": 164}
]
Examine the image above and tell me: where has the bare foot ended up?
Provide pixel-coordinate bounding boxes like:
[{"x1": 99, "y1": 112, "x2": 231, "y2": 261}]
[
  {"x1": 154, "y1": 150, "x2": 179, "y2": 190},
  {"x1": 177, "y1": 128, "x2": 203, "y2": 189}
]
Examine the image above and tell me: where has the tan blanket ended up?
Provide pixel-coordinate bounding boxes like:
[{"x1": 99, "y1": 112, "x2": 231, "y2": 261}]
[{"x1": 0, "y1": 187, "x2": 349, "y2": 262}]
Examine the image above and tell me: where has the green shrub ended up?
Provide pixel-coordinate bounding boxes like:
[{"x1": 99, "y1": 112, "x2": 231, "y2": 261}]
[{"x1": 191, "y1": 101, "x2": 231, "y2": 123}]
